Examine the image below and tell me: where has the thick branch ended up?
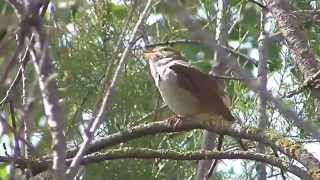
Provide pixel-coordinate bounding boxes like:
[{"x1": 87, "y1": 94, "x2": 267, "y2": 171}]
[
  {"x1": 263, "y1": 0, "x2": 320, "y2": 99},
  {"x1": 82, "y1": 148, "x2": 305, "y2": 178},
  {"x1": 0, "y1": 147, "x2": 307, "y2": 178},
  {"x1": 40, "y1": 119, "x2": 319, "y2": 178},
  {"x1": 26, "y1": 1, "x2": 66, "y2": 179}
]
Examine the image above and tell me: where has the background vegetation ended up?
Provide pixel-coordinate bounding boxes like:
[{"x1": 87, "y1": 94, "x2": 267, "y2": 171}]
[{"x1": 0, "y1": 0, "x2": 319, "y2": 179}]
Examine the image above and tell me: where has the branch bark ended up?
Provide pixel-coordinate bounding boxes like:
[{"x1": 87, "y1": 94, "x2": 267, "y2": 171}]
[
  {"x1": 39, "y1": 118, "x2": 319, "y2": 179},
  {"x1": 263, "y1": 0, "x2": 320, "y2": 99},
  {"x1": 24, "y1": 1, "x2": 66, "y2": 179},
  {"x1": 256, "y1": 10, "x2": 268, "y2": 180},
  {"x1": 0, "y1": 147, "x2": 307, "y2": 178}
]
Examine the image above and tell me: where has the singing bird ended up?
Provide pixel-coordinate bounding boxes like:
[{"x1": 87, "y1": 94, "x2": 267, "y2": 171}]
[
  {"x1": 144, "y1": 46, "x2": 241, "y2": 177},
  {"x1": 143, "y1": 46, "x2": 235, "y2": 125}
]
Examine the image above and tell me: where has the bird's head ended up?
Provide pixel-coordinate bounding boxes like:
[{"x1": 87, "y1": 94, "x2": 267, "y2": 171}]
[{"x1": 143, "y1": 46, "x2": 182, "y2": 62}]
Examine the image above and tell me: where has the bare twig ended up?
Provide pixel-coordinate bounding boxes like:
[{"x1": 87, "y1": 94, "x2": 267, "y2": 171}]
[
  {"x1": 0, "y1": 45, "x2": 30, "y2": 107},
  {"x1": 20, "y1": 59, "x2": 37, "y2": 178},
  {"x1": 65, "y1": 0, "x2": 155, "y2": 177},
  {"x1": 285, "y1": 70, "x2": 320, "y2": 98}
]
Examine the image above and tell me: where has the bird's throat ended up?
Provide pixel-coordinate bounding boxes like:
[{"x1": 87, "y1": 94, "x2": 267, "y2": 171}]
[{"x1": 150, "y1": 60, "x2": 200, "y2": 116}]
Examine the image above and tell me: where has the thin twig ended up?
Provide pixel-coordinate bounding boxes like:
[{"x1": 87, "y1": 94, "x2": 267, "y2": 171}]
[
  {"x1": 285, "y1": 69, "x2": 320, "y2": 98},
  {"x1": 0, "y1": 45, "x2": 30, "y2": 106},
  {"x1": 65, "y1": 0, "x2": 155, "y2": 178}
]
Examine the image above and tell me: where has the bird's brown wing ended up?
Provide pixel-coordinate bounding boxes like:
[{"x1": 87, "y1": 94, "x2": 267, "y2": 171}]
[{"x1": 170, "y1": 64, "x2": 234, "y2": 122}]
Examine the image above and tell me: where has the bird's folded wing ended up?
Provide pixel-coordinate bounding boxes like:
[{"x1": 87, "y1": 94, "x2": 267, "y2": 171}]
[{"x1": 169, "y1": 64, "x2": 234, "y2": 122}]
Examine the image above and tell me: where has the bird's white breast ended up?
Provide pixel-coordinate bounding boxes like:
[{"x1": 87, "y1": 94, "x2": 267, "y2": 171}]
[{"x1": 149, "y1": 58, "x2": 200, "y2": 116}]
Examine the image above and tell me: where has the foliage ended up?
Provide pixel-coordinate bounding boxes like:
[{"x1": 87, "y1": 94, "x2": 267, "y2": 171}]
[{"x1": 0, "y1": 0, "x2": 320, "y2": 179}]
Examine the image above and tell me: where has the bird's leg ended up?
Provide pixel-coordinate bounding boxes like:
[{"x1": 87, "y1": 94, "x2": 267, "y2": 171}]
[{"x1": 168, "y1": 113, "x2": 198, "y2": 128}]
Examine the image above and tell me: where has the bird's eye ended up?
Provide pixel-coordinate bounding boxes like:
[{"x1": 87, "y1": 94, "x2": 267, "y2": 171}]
[{"x1": 162, "y1": 47, "x2": 170, "y2": 51}]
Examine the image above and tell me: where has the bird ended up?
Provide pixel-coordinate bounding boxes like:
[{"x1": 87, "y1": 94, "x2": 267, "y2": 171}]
[
  {"x1": 143, "y1": 46, "x2": 235, "y2": 125},
  {"x1": 143, "y1": 46, "x2": 242, "y2": 178}
]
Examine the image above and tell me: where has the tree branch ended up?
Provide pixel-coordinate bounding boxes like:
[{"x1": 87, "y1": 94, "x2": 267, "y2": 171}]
[
  {"x1": 285, "y1": 69, "x2": 320, "y2": 98},
  {"x1": 263, "y1": 0, "x2": 320, "y2": 101},
  {"x1": 256, "y1": 10, "x2": 268, "y2": 180},
  {"x1": 42, "y1": 118, "x2": 320, "y2": 178},
  {"x1": 65, "y1": 0, "x2": 155, "y2": 177},
  {"x1": 0, "y1": 147, "x2": 307, "y2": 178},
  {"x1": 81, "y1": 147, "x2": 305, "y2": 178},
  {"x1": 25, "y1": 1, "x2": 66, "y2": 179}
]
